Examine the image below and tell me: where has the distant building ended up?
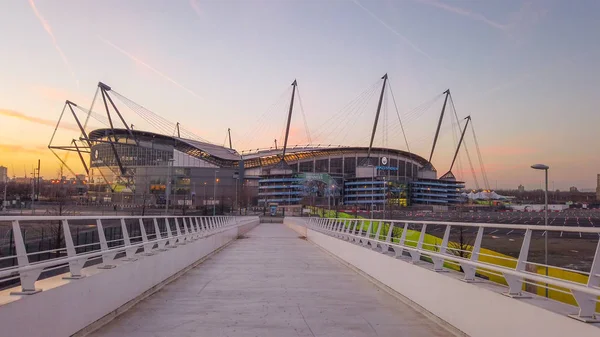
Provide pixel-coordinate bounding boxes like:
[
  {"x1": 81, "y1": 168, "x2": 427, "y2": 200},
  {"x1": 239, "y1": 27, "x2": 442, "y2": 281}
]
[
  {"x1": 0, "y1": 166, "x2": 7, "y2": 183},
  {"x1": 596, "y1": 174, "x2": 600, "y2": 201},
  {"x1": 517, "y1": 184, "x2": 525, "y2": 193},
  {"x1": 570, "y1": 186, "x2": 579, "y2": 193}
]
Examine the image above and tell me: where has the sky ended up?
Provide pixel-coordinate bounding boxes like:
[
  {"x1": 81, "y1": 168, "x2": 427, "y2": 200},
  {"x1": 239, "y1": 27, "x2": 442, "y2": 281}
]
[{"x1": 0, "y1": 0, "x2": 598, "y2": 190}]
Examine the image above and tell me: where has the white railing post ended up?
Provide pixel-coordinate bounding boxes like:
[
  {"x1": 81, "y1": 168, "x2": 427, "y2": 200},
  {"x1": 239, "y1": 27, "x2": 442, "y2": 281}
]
[
  {"x1": 121, "y1": 218, "x2": 138, "y2": 260},
  {"x1": 174, "y1": 218, "x2": 185, "y2": 245},
  {"x1": 62, "y1": 219, "x2": 86, "y2": 279},
  {"x1": 393, "y1": 223, "x2": 408, "y2": 258},
  {"x1": 381, "y1": 223, "x2": 394, "y2": 253},
  {"x1": 570, "y1": 237, "x2": 600, "y2": 322},
  {"x1": 410, "y1": 224, "x2": 427, "y2": 263},
  {"x1": 97, "y1": 219, "x2": 116, "y2": 269},
  {"x1": 362, "y1": 221, "x2": 373, "y2": 246},
  {"x1": 503, "y1": 229, "x2": 532, "y2": 297},
  {"x1": 351, "y1": 220, "x2": 359, "y2": 242},
  {"x1": 200, "y1": 217, "x2": 207, "y2": 233},
  {"x1": 154, "y1": 218, "x2": 167, "y2": 250},
  {"x1": 10, "y1": 220, "x2": 42, "y2": 294},
  {"x1": 192, "y1": 217, "x2": 200, "y2": 238},
  {"x1": 432, "y1": 225, "x2": 451, "y2": 272},
  {"x1": 165, "y1": 218, "x2": 176, "y2": 248},
  {"x1": 372, "y1": 222, "x2": 383, "y2": 250},
  {"x1": 461, "y1": 226, "x2": 484, "y2": 282},
  {"x1": 138, "y1": 219, "x2": 154, "y2": 255},
  {"x1": 181, "y1": 217, "x2": 191, "y2": 241}
]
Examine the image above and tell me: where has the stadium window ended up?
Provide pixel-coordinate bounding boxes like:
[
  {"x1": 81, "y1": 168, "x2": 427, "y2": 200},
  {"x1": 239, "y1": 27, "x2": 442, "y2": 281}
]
[
  {"x1": 315, "y1": 159, "x2": 328, "y2": 173},
  {"x1": 330, "y1": 158, "x2": 342, "y2": 175},
  {"x1": 299, "y1": 161, "x2": 313, "y2": 173},
  {"x1": 344, "y1": 157, "x2": 356, "y2": 176}
]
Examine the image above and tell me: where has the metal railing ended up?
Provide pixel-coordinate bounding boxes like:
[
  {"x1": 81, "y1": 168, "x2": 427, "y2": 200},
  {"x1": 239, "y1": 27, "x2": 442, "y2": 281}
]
[
  {"x1": 0, "y1": 215, "x2": 238, "y2": 295},
  {"x1": 307, "y1": 217, "x2": 600, "y2": 323}
]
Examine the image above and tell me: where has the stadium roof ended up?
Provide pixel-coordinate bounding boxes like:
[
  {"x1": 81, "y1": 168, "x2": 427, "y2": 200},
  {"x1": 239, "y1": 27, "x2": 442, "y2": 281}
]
[
  {"x1": 88, "y1": 128, "x2": 429, "y2": 167},
  {"x1": 88, "y1": 128, "x2": 241, "y2": 162}
]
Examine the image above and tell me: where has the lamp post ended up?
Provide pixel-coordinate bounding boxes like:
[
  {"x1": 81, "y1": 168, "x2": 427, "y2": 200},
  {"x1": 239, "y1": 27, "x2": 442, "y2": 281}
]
[
  {"x1": 165, "y1": 158, "x2": 174, "y2": 215},
  {"x1": 531, "y1": 163, "x2": 549, "y2": 298},
  {"x1": 213, "y1": 171, "x2": 219, "y2": 216}
]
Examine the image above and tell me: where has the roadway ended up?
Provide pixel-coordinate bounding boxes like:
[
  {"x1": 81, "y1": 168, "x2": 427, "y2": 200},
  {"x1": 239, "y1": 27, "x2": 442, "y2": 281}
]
[{"x1": 91, "y1": 223, "x2": 451, "y2": 337}]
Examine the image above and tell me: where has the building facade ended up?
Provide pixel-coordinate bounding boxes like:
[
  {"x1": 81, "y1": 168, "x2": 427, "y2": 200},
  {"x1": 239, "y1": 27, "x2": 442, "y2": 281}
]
[
  {"x1": 0, "y1": 166, "x2": 7, "y2": 184},
  {"x1": 597, "y1": 174, "x2": 600, "y2": 201},
  {"x1": 84, "y1": 128, "x2": 466, "y2": 209}
]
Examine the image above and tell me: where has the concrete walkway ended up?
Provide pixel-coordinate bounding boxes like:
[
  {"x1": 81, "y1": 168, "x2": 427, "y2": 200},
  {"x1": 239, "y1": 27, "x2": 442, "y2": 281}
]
[{"x1": 91, "y1": 223, "x2": 451, "y2": 337}]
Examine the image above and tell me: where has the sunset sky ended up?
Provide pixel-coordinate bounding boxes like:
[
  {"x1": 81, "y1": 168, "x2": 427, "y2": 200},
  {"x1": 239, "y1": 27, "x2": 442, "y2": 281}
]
[{"x1": 0, "y1": 0, "x2": 598, "y2": 190}]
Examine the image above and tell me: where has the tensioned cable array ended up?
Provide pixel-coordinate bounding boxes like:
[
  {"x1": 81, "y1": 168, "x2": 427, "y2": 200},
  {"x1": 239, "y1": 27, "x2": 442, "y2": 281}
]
[
  {"x1": 448, "y1": 94, "x2": 479, "y2": 189},
  {"x1": 295, "y1": 86, "x2": 312, "y2": 145},
  {"x1": 109, "y1": 90, "x2": 213, "y2": 144}
]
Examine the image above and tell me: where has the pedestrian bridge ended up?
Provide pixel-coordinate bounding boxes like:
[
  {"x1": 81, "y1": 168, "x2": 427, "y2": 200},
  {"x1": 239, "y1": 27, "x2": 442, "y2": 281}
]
[{"x1": 0, "y1": 215, "x2": 599, "y2": 337}]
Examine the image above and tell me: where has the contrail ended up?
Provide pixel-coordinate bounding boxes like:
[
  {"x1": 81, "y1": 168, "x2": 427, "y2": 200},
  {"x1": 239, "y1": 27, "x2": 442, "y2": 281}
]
[
  {"x1": 352, "y1": 0, "x2": 434, "y2": 62},
  {"x1": 28, "y1": 0, "x2": 79, "y2": 88},
  {"x1": 0, "y1": 108, "x2": 79, "y2": 132},
  {"x1": 414, "y1": 0, "x2": 507, "y2": 31},
  {"x1": 190, "y1": 0, "x2": 202, "y2": 18},
  {"x1": 99, "y1": 36, "x2": 203, "y2": 100}
]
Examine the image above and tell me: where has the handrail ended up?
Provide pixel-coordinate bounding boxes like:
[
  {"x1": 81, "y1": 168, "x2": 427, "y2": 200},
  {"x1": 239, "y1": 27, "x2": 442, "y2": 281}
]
[
  {"x1": 305, "y1": 217, "x2": 600, "y2": 323},
  {"x1": 0, "y1": 215, "x2": 248, "y2": 295}
]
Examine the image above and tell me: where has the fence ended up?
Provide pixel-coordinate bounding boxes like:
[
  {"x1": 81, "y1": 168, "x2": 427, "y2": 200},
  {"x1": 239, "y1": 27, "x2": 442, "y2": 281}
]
[
  {"x1": 307, "y1": 217, "x2": 600, "y2": 323},
  {"x1": 0, "y1": 215, "x2": 235, "y2": 294}
]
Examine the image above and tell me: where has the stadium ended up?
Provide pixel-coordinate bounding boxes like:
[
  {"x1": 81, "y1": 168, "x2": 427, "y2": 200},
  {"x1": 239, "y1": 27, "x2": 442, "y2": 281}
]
[{"x1": 49, "y1": 79, "x2": 468, "y2": 212}]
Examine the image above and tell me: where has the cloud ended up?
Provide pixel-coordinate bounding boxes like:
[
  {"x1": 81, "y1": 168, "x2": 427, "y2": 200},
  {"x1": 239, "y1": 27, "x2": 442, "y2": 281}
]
[
  {"x1": 0, "y1": 108, "x2": 79, "y2": 132},
  {"x1": 352, "y1": 0, "x2": 434, "y2": 61},
  {"x1": 0, "y1": 143, "x2": 48, "y2": 155},
  {"x1": 98, "y1": 36, "x2": 203, "y2": 100},
  {"x1": 480, "y1": 145, "x2": 537, "y2": 157},
  {"x1": 28, "y1": 0, "x2": 79, "y2": 87},
  {"x1": 414, "y1": 0, "x2": 507, "y2": 31}
]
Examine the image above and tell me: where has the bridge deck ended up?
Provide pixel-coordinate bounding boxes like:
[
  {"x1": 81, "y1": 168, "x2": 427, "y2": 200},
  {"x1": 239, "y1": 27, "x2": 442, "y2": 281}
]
[{"x1": 91, "y1": 223, "x2": 450, "y2": 337}]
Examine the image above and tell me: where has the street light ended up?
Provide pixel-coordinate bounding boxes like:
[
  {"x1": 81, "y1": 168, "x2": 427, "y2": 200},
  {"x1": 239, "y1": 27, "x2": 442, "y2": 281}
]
[
  {"x1": 165, "y1": 158, "x2": 175, "y2": 215},
  {"x1": 531, "y1": 163, "x2": 549, "y2": 297},
  {"x1": 213, "y1": 171, "x2": 219, "y2": 216}
]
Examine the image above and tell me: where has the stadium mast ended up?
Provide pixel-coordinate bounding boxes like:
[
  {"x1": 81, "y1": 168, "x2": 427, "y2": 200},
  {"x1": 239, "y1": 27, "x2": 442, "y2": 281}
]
[
  {"x1": 428, "y1": 89, "x2": 450, "y2": 165},
  {"x1": 281, "y1": 79, "x2": 297, "y2": 161},
  {"x1": 366, "y1": 73, "x2": 388, "y2": 162},
  {"x1": 227, "y1": 128, "x2": 233, "y2": 149},
  {"x1": 440, "y1": 115, "x2": 470, "y2": 180}
]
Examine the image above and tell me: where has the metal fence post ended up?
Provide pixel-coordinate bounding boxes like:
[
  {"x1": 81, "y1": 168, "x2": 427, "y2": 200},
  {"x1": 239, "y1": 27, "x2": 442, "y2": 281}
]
[
  {"x1": 409, "y1": 224, "x2": 427, "y2": 264},
  {"x1": 174, "y1": 218, "x2": 185, "y2": 245},
  {"x1": 165, "y1": 218, "x2": 176, "y2": 248},
  {"x1": 432, "y1": 225, "x2": 451, "y2": 272},
  {"x1": 393, "y1": 223, "x2": 408, "y2": 258},
  {"x1": 138, "y1": 219, "x2": 154, "y2": 255},
  {"x1": 10, "y1": 220, "x2": 42, "y2": 294},
  {"x1": 154, "y1": 218, "x2": 167, "y2": 251},
  {"x1": 121, "y1": 218, "x2": 138, "y2": 260},
  {"x1": 381, "y1": 222, "x2": 394, "y2": 253},
  {"x1": 97, "y1": 219, "x2": 116, "y2": 269},
  {"x1": 461, "y1": 226, "x2": 484, "y2": 282},
  {"x1": 503, "y1": 229, "x2": 531, "y2": 297},
  {"x1": 569, "y1": 237, "x2": 600, "y2": 322},
  {"x1": 62, "y1": 219, "x2": 86, "y2": 279}
]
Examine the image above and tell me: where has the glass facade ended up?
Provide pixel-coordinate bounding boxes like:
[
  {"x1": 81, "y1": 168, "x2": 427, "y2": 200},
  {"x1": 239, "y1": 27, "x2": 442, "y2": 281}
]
[
  {"x1": 90, "y1": 143, "x2": 173, "y2": 168},
  {"x1": 410, "y1": 178, "x2": 465, "y2": 204},
  {"x1": 315, "y1": 159, "x2": 328, "y2": 173}
]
